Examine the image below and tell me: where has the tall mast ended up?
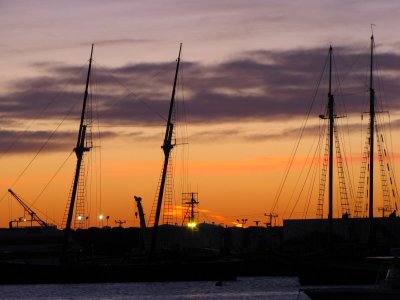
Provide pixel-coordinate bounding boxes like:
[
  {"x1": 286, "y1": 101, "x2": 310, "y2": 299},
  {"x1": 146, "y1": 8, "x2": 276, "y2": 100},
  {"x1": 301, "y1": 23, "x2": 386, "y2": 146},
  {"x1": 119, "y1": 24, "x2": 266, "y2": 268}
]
[
  {"x1": 318, "y1": 46, "x2": 335, "y2": 247},
  {"x1": 369, "y1": 34, "x2": 375, "y2": 219},
  {"x1": 61, "y1": 44, "x2": 93, "y2": 259},
  {"x1": 319, "y1": 47, "x2": 335, "y2": 239},
  {"x1": 149, "y1": 43, "x2": 182, "y2": 259},
  {"x1": 368, "y1": 34, "x2": 375, "y2": 248},
  {"x1": 328, "y1": 45, "x2": 334, "y2": 243}
]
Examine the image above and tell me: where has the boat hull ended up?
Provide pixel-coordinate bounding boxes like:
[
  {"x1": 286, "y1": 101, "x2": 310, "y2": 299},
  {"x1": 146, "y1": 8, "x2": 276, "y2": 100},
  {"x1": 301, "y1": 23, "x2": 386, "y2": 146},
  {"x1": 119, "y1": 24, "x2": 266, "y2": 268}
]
[{"x1": 302, "y1": 287, "x2": 400, "y2": 300}]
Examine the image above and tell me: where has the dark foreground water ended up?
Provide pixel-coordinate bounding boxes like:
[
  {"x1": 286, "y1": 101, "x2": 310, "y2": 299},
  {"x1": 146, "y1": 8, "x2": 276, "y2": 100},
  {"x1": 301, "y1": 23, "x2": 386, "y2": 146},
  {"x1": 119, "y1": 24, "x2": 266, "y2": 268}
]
[{"x1": 0, "y1": 277, "x2": 312, "y2": 299}]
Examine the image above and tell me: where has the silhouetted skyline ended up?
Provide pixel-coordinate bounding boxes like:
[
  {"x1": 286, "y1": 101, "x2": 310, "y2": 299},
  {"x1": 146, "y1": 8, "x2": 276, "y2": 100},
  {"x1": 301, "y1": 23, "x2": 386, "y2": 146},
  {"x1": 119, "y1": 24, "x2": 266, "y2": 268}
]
[{"x1": 1, "y1": 0, "x2": 400, "y2": 228}]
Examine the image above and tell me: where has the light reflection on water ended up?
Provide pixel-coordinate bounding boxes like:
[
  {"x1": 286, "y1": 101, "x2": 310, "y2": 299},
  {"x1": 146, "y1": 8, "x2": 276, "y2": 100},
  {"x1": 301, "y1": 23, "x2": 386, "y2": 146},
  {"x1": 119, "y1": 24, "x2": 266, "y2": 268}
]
[{"x1": 0, "y1": 277, "x2": 311, "y2": 299}]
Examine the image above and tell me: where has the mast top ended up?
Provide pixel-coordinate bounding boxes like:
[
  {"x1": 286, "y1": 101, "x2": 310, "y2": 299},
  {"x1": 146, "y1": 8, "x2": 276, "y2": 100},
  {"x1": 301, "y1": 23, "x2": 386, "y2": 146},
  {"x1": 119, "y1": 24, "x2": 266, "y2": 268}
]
[
  {"x1": 178, "y1": 43, "x2": 182, "y2": 59},
  {"x1": 370, "y1": 31, "x2": 374, "y2": 90},
  {"x1": 90, "y1": 44, "x2": 94, "y2": 60},
  {"x1": 371, "y1": 23, "x2": 376, "y2": 39}
]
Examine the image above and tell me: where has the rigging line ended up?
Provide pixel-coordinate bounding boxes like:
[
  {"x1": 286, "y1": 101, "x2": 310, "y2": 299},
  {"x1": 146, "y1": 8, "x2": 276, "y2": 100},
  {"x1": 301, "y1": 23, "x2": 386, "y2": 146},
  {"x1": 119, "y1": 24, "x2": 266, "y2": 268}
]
[
  {"x1": 30, "y1": 150, "x2": 74, "y2": 217},
  {"x1": 333, "y1": 81, "x2": 357, "y2": 208},
  {"x1": 172, "y1": 144, "x2": 178, "y2": 225},
  {"x1": 94, "y1": 74, "x2": 103, "y2": 216},
  {"x1": 87, "y1": 62, "x2": 102, "y2": 219},
  {"x1": 303, "y1": 154, "x2": 319, "y2": 219},
  {"x1": 316, "y1": 117, "x2": 323, "y2": 217},
  {"x1": 333, "y1": 52, "x2": 356, "y2": 194},
  {"x1": 336, "y1": 183, "x2": 340, "y2": 217},
  {"x1": 374, "y1": 45, "x2": 387, "y2": 114},
  {"x1": 89, "y1": 65, "x2": 97, "y2": 220},
  {"x1": 0, "y1": 64, "x2": 88, "y2": 162},
  {"x1": 336, "y1": 120, "x2": 355, "y2": 201},
  {"x1": 373, "y1": 44, "x2": 400, "y2": 205},
  {"x1": 337, "y1": 120, "x2": 356, "y2": 203},
  {"x1": 31, "y1": 151, "x2": 74, "y2": 224},
  {"x1": 288, "y1": 119, "x2": 326, "y2": 219},
  {"x1": 270, "y1": 53, "x2": 329, "y2": 214},
  {"x1": 377, "y1": 114, "x2": 399, "y2": 204},
  {"x1": 94, "y1": 60, "x2": 176, "y2": 122},
  {"x1": 285, "y1": 118, "x2": 325, "y2": 217},
  {"x1": 332, "y1": 44, "x2": 370, "y2": 94},
  {"x1": 177, "y1": 58, "x2": 190, "y2": 201},
  {"x1": 86, "y1": 152, "x2": 92, "y2": 219},
  {"x1": 314, "y1": 119, "x2": 329, "y2": 219},
  {"x1": 386, "y1": 114, "x2": 400, "y2": 202},
  {"x1": 374, "y1": 48, "x2": 390, "y2": 146},
  {"x1": 0, "y1": 94, "x2": 81, "y2": 204},
  {"x1": 178, "y1": 58, "x2": 189, "y2": 163}
]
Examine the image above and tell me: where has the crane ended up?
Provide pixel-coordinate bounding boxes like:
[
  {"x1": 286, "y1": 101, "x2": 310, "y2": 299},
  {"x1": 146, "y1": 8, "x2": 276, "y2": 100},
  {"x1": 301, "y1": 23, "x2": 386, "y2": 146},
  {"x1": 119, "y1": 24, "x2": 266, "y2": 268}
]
[
  {"x1": 8, "y1": 189, "x2": 48, "y2": 228},
  {"x1": 134, "y1": 196, "x2": 146, "y2": 229}
]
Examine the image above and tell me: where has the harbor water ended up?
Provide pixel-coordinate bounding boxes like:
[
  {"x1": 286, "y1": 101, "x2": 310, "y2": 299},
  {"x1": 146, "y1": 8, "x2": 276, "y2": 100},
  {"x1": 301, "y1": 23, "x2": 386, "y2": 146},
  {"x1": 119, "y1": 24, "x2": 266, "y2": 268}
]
[{"x1": 0, "y1": 277, "x2": 312, "y2": 299}]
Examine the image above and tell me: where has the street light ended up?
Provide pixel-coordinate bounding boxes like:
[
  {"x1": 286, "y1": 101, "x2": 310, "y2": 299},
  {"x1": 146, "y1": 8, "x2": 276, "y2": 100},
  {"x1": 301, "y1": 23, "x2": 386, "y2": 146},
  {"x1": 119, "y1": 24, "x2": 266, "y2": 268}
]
[{"x1": 99, "y1": 214, "x2": 104, "y2": 227}]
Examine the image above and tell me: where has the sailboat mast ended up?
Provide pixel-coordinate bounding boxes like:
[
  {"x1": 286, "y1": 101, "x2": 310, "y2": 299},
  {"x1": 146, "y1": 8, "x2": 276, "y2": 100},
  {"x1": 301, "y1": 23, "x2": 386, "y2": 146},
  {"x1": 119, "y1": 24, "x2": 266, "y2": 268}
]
[
  {"x1": 368, "y1": 34, "x2": 375, "y2": 249},
  {"x1": 369, "y1": 34, "x2": 375, "y2": 220},
  {"x1": 328, "y1": 46, "x2": 334, "y2": 242},
  {"x1": 62, "y1": 44, "x2": 94, "y2": 258},
  {"x1": 149, "y1": 44, "x2": 182, "y2": 258},
  {"x1": 328, "y1": 46, "x2": 334, "y2": 224},
  {"x1": 76, "y1": 45, "x2": 94, "y2": 150}
]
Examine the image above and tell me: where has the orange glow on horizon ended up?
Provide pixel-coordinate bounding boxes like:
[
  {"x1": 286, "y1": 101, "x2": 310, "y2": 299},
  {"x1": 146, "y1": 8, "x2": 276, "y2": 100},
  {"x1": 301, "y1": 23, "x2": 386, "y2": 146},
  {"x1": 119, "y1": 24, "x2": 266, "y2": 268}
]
[{"x1": 1, "y1": 147, "x2": 400, "y2": 229}]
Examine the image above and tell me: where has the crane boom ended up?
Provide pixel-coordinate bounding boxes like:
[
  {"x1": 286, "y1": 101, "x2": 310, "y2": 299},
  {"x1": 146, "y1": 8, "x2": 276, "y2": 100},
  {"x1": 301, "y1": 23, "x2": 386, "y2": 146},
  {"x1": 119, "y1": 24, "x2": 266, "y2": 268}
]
[{"x1": 8, "y1": 189, "x2": 48, "y2": 227}]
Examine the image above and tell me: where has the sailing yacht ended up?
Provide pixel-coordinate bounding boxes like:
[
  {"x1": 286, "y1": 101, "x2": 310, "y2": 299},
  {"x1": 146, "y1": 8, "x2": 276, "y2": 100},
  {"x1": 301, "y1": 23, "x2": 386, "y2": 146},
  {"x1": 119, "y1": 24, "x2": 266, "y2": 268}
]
[{"x1": 294, "y1": 33, "x2": 400, "y2": 285}]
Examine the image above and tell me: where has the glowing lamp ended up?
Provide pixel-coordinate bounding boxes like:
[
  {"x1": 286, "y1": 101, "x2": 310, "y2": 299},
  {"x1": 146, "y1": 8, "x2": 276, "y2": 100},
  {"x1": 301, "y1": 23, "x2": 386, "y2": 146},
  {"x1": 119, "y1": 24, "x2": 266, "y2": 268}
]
[{"x1": 187, "y1": 222, "x2": 197, "y2": 229}]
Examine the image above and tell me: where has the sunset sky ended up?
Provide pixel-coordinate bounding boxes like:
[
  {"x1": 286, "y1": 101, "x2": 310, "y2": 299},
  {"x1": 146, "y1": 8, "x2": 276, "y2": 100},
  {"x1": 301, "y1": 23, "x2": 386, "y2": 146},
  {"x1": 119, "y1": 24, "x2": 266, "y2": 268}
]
[{"x1": 1, "y1": 0, "x2": 400, "y2": 228}]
